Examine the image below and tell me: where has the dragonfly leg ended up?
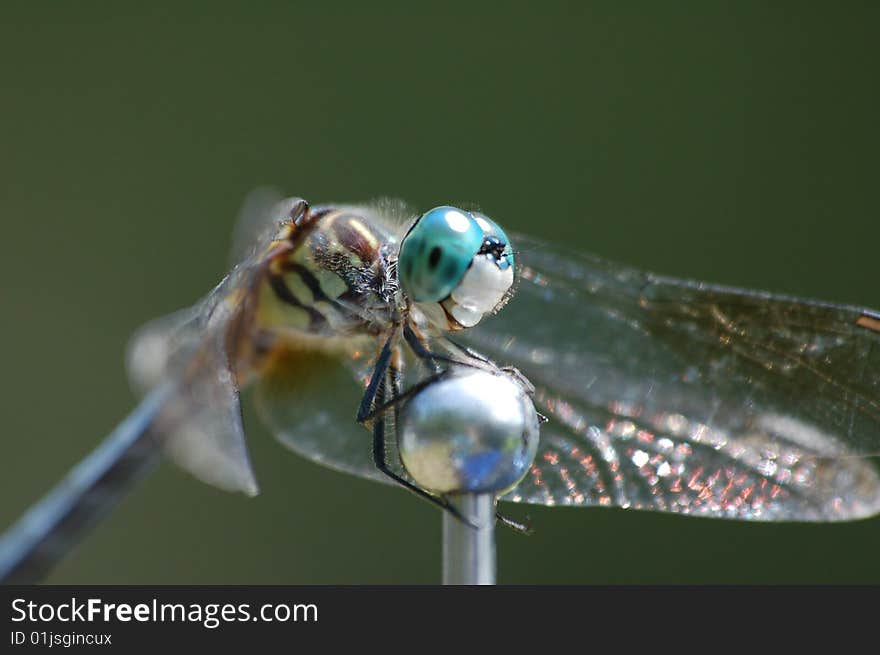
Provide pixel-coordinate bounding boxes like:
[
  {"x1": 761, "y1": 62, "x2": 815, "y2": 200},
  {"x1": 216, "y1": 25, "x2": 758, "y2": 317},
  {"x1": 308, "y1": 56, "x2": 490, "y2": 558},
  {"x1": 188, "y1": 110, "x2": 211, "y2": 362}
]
[
  {"x1": 403, "y1": 323, "x2": 442, "y2": 373},
  {"x1": 359, "y1": 368, "x2": 450, "y2": 423},
  {"x1": 370, "y1": 372, "x2": 478, "y2": 529},
  {"x1": 359, "y1": 321, "x2": 478, "y2": 424},
  {"x1": 356, "y1": 329, "x2": 397, "y2": 424},
  {"x1": 495, "y1": 511, "x2": 533, "y2": 535},
  {"x1": 356, "y1": 327, "x2": 450, "y2": 424},
  {"x1": 402, "y1": 323, "x2": 480, "y2": 372},
  {"x1": 443, "y1": 336, "x2": 495, "y2": 364},
  {"x1": 443, "y1": 336, "x2": 537, "y2": 394}
]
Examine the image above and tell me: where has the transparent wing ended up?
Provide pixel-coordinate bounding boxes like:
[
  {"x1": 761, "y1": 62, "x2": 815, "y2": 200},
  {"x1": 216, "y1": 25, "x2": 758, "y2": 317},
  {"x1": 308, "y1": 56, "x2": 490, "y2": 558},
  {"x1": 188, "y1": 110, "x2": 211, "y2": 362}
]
[
  {"x1": 253, "y1": 347, "x2": 405, "y2": 486},
  {"x1": 126, "y1": 278, "x2": 258, "y2": 494},
  {"x1": 461, "y1": 234, "x2": 880, "y2": 521},
  {"x1": 229, "y1": 186, "x2": 289, "y2": 265},
  {"x1": 126, "y1": 198, "x2": 309, "y2": 495}
]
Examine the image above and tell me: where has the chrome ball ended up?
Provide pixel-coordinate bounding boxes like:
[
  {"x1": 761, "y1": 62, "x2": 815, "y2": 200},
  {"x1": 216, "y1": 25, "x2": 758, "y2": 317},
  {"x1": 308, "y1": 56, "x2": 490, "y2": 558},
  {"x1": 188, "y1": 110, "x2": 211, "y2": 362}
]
[{"x1": 398, "y1": 369, "x2": 540, "y2": 494}]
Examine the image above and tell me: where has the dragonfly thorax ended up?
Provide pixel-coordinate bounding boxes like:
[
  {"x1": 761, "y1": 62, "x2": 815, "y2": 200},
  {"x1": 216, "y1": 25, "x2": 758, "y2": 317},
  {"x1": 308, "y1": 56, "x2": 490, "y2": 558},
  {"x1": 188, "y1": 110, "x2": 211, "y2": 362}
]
[{"x1": 255, "y1": 206, "x2": 401, "y2": 343}]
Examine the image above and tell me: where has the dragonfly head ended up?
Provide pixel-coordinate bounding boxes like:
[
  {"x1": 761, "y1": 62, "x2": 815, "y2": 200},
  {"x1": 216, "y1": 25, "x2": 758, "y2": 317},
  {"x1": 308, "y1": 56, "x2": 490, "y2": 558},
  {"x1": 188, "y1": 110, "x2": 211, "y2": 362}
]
[{"x1": 399, "y1": 206, "x2": 515, "y2": 329}]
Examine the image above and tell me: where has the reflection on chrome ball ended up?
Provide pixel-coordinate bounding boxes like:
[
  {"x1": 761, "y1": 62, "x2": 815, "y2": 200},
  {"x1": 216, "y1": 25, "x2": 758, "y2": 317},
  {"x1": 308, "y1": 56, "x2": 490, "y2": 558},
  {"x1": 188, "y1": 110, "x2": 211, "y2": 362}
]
[{"x1": 398, "y1": 369, "x2": 540, "y2": 494}]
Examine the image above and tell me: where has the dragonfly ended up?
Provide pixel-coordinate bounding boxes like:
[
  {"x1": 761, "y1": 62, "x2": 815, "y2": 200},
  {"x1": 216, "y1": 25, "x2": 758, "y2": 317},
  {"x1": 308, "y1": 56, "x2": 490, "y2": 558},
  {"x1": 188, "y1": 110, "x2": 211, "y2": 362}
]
[{"x1": 2, "y1": 189, "x2": 880, "y2": 583}]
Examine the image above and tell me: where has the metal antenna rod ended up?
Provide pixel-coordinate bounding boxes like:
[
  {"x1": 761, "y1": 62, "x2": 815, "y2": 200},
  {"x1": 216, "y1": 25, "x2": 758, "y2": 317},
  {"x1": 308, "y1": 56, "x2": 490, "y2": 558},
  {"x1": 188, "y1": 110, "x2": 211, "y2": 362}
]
[{"x1": 442, "y1": 494, "x2": 496, "y2": 585}]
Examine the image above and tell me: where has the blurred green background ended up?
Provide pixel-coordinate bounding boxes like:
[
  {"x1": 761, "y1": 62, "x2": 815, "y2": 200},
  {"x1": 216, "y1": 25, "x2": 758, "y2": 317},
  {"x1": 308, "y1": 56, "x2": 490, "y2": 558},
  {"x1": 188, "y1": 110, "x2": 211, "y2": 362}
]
[{"x1": 1, "y1": 2, "x2": 878, "y2": 584}]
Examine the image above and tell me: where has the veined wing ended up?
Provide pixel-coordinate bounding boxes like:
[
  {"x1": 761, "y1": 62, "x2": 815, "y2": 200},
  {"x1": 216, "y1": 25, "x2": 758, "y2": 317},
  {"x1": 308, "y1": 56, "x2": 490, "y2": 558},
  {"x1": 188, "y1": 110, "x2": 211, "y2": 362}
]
[
  {"x1": 461, "y1": 234, "x2": 880, "y2": 521},
  {"x1": 0, "y1": 197, "x2": 311, "y2": 581},
  {"x1": 126, "y1": 198, "x2": 311, "y2": 495},
  {"x1": 229, "y1": 187, "x2": 289, "y2": 265},
  {"x1": 252, "y1": 347, "x2": 394, "y2": 485},
  {"x1": 127, "y1": 304, "x2": 257, "y2": 495}
]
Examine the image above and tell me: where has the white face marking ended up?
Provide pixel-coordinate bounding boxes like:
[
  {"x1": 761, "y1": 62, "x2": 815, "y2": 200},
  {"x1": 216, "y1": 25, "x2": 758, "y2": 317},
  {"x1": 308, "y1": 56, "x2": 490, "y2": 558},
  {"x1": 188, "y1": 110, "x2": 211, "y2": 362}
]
[
  {"x1": 444, "y1": 300, "x2": 482, "y2": 328},
  {"x1": 451, "y1": 257, "x2": 514, "y2": 311},
  {"x1": 444, "y1": 256, "x2": 515, "y2": 327},
  {"x1": 444, "y1": 209, "x2": 472, "y2": 233}
]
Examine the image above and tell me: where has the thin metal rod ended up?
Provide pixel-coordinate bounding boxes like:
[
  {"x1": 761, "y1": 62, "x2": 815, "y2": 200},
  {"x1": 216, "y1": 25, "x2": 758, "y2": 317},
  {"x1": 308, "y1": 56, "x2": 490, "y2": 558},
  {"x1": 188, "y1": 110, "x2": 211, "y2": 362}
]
[
  {"x1": 442, "y1": 494, "x2": 496, "y2": 585},
  {"x1": 0, "y1": 385, "x2": 170, "y2": 583}
]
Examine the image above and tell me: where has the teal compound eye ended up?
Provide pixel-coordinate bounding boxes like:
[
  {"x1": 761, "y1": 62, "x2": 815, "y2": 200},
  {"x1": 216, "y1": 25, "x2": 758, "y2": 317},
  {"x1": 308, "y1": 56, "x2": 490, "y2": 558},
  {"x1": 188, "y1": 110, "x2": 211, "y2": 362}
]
[{"x1": 399, "y1": 206, "x2": 485, "y2": 303}]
